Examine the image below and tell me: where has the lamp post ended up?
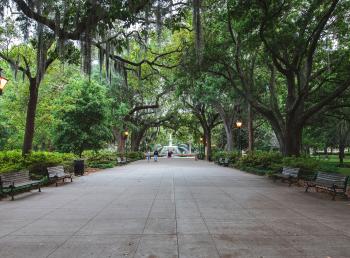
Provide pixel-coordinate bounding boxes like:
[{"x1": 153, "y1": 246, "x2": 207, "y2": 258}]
[
  {"x1": 0, "y1": 68, "x2": 9, "y2": 96},
  {"x1": 124, "y1": 131, "x2": 129, "y2": 161},
  {"x1": 236, "y1": 120, "x2": 243, "y2": 156},
  {"x1": 199, "y1": 137, "x2": 203, "y2": 158}
]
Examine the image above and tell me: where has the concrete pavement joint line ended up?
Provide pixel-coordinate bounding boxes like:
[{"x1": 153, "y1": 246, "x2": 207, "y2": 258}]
[
  {"x1": 45, "y1": 180, "x2": 127, "y2": 258},
  {"x1": 0, "y1": 191, "x2": 85, "y2": 240},
  {"x1": 132, "y1": 172, "x2": 164, "y2": 258},
  {"x1": 251, "y1": 186, "x2": 350, "y2": 238},
  {"x1": 184, "y1": 173, "x2": 222, "y2": 258},
  {"x1": 209, "y1": 176, "x2": 313, "y2": 256},
  {"x1": 172, "y1": 174, "x2": 180, "y2": 258},
  {"x1": 2, "y1": 159, "x2": 350, "y2": 257},
  {"x1": 214, "y1": 173, "x2": 308, "y2": 255}
]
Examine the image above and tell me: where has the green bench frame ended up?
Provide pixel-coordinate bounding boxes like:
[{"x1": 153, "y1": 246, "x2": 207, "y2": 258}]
[
  {"x1": 272, "y1": 167, "x2": 300, "y2": 186},
  {"x1": 47, "y1": 166, "x2": 73, "y2": 187},
  {"x1": 218, "y1": 157, "x2": 229, "y2": 167},
  {"x1": 0, "y1": 170, "x2": 42, "y2": 200},
  {"x1": 305, "y1": 171, "x2": 349, "y2": 200}
]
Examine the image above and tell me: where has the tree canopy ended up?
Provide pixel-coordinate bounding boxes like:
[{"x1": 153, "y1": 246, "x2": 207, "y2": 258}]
[{"x1": 1, "y1": 0, "x2": 350, "y2": 161}]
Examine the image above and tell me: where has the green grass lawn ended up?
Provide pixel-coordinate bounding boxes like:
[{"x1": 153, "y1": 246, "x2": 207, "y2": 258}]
[{"x1": 312, "y1": 154, "x2": 350, "y2": 175}]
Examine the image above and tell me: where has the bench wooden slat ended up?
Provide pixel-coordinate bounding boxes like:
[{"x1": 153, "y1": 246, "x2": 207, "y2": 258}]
[
  {"x1": 47, "y1": 166, "x2": 73, "y2": 186},
  {"x1": 272, "y1": 167, "x2": 300, "y2": 186},
  {"x1": 305, "y1": 171, "x2": 349, "y2": 200},
  {"x1": 0, "y1": 170, "x2": 42, "y2": 200}
]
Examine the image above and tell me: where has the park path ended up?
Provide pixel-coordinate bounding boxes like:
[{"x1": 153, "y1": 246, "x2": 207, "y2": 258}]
[{"x1": 1, "y1": 158, "x2": 350, "y2": 258}]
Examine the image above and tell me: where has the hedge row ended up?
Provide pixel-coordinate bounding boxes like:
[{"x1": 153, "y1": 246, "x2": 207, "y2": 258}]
[
  {"x1": 0, "y1": 150, "x2": 145, "y2": 174},
  {"x1": 84, "y1": 151, "x2": 144, "y2": 169},
  {"x1": 213, "y1": 150, "x2": 342, "y2": 177}
]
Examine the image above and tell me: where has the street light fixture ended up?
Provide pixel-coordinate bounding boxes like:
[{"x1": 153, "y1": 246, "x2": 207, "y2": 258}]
[
  {"x1": 0, "y1": 68, "x2": 9, "y2": 96},
  {"x1": 124, "y1": 131, "x2": 129, "y2": 138},
  {"x1": 236, "y1": 120, "x2": 243, "y2": 156}
]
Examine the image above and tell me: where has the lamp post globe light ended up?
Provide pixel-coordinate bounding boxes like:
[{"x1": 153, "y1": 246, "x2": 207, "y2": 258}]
[
  {"x1": 0, "y1": 68, "x2": 9, "y2": 96},
  {"x1": 236, "y1": 120, "x2": 243, "y2": 156},
  {"x1": 199, "y1": 137, "x2": 203, "y2": 158}
]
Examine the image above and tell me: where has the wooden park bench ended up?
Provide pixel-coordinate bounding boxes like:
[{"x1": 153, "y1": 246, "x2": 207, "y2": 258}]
[
  {"x1": 218, "y1": 157, "x2": 229, "y2": 167},
  {"x1": 305, "y1": 172, "x2": 349, "y2": 200},
  {"x1": 0, "y1": 170, "x2": 42, "y2": 200},
  {"x1": 47, "y1": 166, "x2": 73, "y2": 187},
  {"x1": 117, "y1": 157, "x2": 127, "y2": 165},
  {"x1": 272, "y1": 167, "x2": 300, "y2": 186}
]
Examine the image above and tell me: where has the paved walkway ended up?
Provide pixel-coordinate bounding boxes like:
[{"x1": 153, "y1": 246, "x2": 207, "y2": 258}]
[{"x1": 1, "y1": 159, "x2": 350, "y2": 258}]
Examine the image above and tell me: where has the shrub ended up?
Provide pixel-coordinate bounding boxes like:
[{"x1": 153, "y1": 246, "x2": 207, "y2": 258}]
[
  {"x1": 227, "y1": 151, "x2": 342, "y2": 177},
  {"x1": 0, "y1": 150, "x2": 75, "y2": 176},
  {"x1": 116, "y1": 151, "x2": 144, "y2": 161},
  {"x1": 84, "y1": 150, "x2": 144, "y2": 168},
  {"x1": 84, "y1": 150, "x2": 117, "y2": 168},
  {"x1": 236, "y1": 151, "x2": 283, "y2": 170},
  {"x1": 213, "y1": 151, "x2": 240, "y2": 165},
  {"x1": 126, "y1": 151, "x2": 144, "y2": 161},
  {"x1": 282, "y1": 157, "x2": 319, "y2": 172}
]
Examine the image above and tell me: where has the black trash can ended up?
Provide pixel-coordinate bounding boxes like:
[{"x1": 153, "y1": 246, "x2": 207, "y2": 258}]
[{"x1": 74, "y1": 159, "x2": 85, "y2": 176}]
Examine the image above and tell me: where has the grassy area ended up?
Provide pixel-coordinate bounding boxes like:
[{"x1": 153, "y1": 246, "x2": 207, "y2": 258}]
[
  {"x1": 312, "y1": 154, "x2": 350, "y2": 176},
  {"x1": 337, "y1": 167, "x2": 350, "y2": 176}
]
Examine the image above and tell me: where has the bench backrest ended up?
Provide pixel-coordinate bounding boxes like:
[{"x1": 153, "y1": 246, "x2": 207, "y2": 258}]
[
  {"x1": 47, "y1": 166, "x2": 65, "y2": 177},
  {"x1": 282, "y1": 167, "x2": 300, "y2": 177},
  {"x1": 315, "y1": 172, "x2": 349, "y2": 188},
  {"x1": 0, "y1": 170, "x2": 30, "y2": 186}
]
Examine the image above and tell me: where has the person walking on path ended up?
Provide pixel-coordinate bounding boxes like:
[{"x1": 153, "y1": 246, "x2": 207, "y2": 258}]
[
  {"x1": 146, "y1": 150, "x2": 151, "y2": 162},
  {"x1": 154, "y1": 150, "x2": 159, "y2": 162}
]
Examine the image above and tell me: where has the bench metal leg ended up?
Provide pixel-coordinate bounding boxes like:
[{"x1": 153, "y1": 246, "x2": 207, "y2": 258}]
[
  {"x1": 11, "y1": 190, "x2": 14, "y2": 201},
  {"x1": 305, "y1": 183, "x2": 310, "y2": 193},
  {"x1": 332, "y1": 186, "x2": 336, "y2": 201}
]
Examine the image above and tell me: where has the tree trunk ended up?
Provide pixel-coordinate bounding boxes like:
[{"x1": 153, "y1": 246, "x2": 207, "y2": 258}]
[
  {"x1": 205, "y1": 130, "x2": 212, "y2": 161},
  {"x1": 247, "y1": 103, "x2": 254, "y2": 152},
  {"x1": 22, "y1": 79, "x2": 39, "y2": 155},
  {"x1": 131, "y1": 128, "x2": 147, "y2": 152},
  {"x1": 282, "y1": 125, "x2": 303, "y2": 156},
  {"x1": 223, "y1": 123, "x2": 234, "y2": 151},
  {"x1": 339, "y1": 143, "x2": 345, "y2": 166},
  {"x1": 270, "y1": 120, "x2": 303, "y2": 157},
  {"x1": 118, "y1": 132, "x2": 126, "y2": 153},
  {"x1": 215, "y1": 104, "x2": 235, "y2": 152}
]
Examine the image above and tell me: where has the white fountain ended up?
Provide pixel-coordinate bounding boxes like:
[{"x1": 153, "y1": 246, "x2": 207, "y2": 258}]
[{"x1": 160, "y1": 134, "x2": 188, "y2": 156}]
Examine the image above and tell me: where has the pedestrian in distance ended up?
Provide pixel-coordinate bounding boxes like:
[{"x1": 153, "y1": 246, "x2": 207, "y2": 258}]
[
  {"x1": 154, "y1": 149, "x2": 159, "y2": 162},
  {"x1": 146, "y1": 150, "x2": 151, "y2": 162}
]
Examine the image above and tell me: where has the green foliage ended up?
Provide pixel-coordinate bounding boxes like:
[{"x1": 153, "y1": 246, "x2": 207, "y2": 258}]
[
  {"x1": 84, "y1": 150, "x2": 117, "y2": 169},
  {"x1": 116, "y1": 151, "x2": 145, "y2": 161},
  {"x1": 282, "y1": 157, "x2": 319, "y2": 172},
  {"x1": 84, "y1": 150, "x2": 144, "y2": 168},
  {"x1": 214, "y1": 151, "x2": 348, "y2": 176},
  {"x1": 0, "y1": 150, "x2": 75, "y2": 174},
  {"x1": 212, "y1": 151, "x2": 240, "y2": 164},
  {"x1": 53, "y1": 77, "x2": 112, "y2": 157},
  {"x1": 236, "y1": 151, "x2": 283, "y2": 170}
]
